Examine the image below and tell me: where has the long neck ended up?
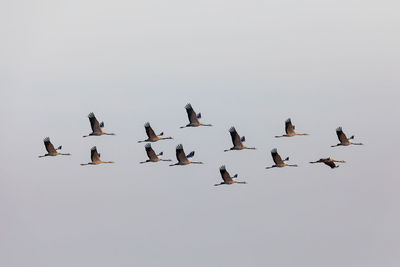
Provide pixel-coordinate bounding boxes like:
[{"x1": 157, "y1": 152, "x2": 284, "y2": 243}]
[
  {"x1": 296, "y1": 133, "x2": 309, "y2": 136},
  {"x1": 38, "y1": 154, "x2": 48, "y2": 158}
]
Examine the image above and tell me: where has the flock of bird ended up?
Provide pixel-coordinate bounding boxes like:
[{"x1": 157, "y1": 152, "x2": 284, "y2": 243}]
[{"x1": 39, "y1": 103, "x2": 364, "y2": 186}]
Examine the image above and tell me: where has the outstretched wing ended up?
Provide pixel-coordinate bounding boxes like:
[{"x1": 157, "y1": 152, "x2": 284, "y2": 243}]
[
  {"x1": 324, "y1": 161, "x2": 337, "y2": 168},
  {"x1": 336, "y1": 127, "x2": 348, "y2": 144},
  {"x1": 145, "y1": 143, "x2": 158, "y2": 160},
  {"x1": 90, "y1": 146, "x2": 101, "y2": 162},
  {"x1": 285, "y1": 118, "x2": 295, "y2": 135},
  {"x1": 176, "y1": 144, "x2": 188, "y2": 163},
  {"x1": 185, "y1": 103, "x2": 199, "y2": 124},
  {"x1": 144, "y1": 122, "x2": 157, "y2": 139},
  {"x1": 271, "y1": 148, "x2": 284, "y2": 165},
  {"x1": 43, "y1": 137, "x2": 57, "y2": 154},
  {"x1": 219, "y1": 165, "x2": 233, "y2": 183},
  {"x1": 88, "y1": 112, "x2": 102, "y2": 133},
  {"x1": 229, "y1": 127, "x2": 242, "y2": 147}
]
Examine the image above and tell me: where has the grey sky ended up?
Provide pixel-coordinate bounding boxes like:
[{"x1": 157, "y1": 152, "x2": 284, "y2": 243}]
[{"x1": 1, "y1": 0, "x2": 399, "y2": 266}]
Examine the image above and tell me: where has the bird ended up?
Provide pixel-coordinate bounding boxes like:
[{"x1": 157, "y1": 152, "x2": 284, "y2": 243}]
[
  {"x1": 138, "y1": 122, "x2": 173, "y2": 143},
  {"x1": 310, "y1": 157, "x2": 346, "y2": 169},
  {"x1": 180, "y1": 103, "x2": 212, "y2": 128},
  {"x1": 140, "y1": 143, "x2": 172, "y2": 164},
  {"x1": 275, "y1": 118, "x2": 309, "y2": 138},
  {"x1": 224, "y1": 127, "x2": 256, "y2": 152},
  {"x1": 38, "y1": 137, "x2": 71, "y2": 158},
  {"x1": 169, "y1": 144, "x2": 203, "y2": 166},
  {"x1": 331, "y1": 127, "x2": 363, "y2": 147},
  {"x1": 83, "y1": 112, "x2": 115, "y2": 137},
  {"x1": 266, "y1": 148, "x2": 298, "y2": 169},
  {"x1": 214, "y1": 165, "x2": 247, "y2": 186},
  {"x1": 80, "y1": 146, "x2": 115, "y2": 166}
]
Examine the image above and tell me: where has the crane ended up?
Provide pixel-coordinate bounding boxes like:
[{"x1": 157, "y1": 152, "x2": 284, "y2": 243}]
[
  {"x1": 275, "y1": 118, "x2": 309, "y2": 138},
  {"x1": 140, "y1": 143, "x2": 172, "y2": 163},
  {"x1": 331, "y1": 127, "x2": 363, "y2": 147},
  {"x1": 83, "y1": 112, "x2": 115, "y2": 137},
  {"x1": 169, "y1": 144, "x2": 203, "y2": 166},
  {"x1": 180, "y1": 103, "x2": 212, "y2": 128},
  {"x1": 266, "y1": 148, "x2": 298, "y2": 169},
  {"x1": 80, "y1": 146, "x2": 114, "y2": 165},
  {"x1": 38, "y1": 137, "x2": 71, "y2": 158},
  {"x1": 214, "y1": 165, "x2": 247, "y2": 186},
  {"x1": 138, "y1": 122, "x2": 173, "y2": 143},
  {"x1": 310, "y1": 157, "x2": 346, "y2": 168},
  {"x1": 224, "y1": 127, "x2": 256, "y2": 152}
]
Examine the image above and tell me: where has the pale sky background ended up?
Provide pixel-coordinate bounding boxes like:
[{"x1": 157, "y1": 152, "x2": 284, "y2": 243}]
[{"x1": 1, "y1": 0, "x2": 400, "y2": 266}]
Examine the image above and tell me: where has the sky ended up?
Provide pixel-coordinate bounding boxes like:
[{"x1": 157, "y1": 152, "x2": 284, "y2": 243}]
[{"x1": 1, "y1": 0, "x2": 399, "y2": 266}]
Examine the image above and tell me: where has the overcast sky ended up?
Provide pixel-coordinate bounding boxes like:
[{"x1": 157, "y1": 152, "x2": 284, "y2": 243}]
[{"x1": 1, "y1": 0, "x2": 399, "y2": 266}]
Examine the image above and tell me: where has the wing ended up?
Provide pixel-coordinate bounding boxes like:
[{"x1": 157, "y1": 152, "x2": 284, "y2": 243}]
[
  {"x1": 90, "y1": 146, "x2": 101, "y2": 162},
  {"x1": 144, "y1": 122, "x2": 157, "y2": 139},
  {"x1": 176, "y1": 144, "x2": 188, "y2": 163},
  {"x1": 324, "y1": 161, "x2": 336, "y2": 168},
  {"x1": 145, "y1": 143, "x2": 158, "y2": 160},
  {"x1": 43, "y1": 137, "x2": 57, "y2": 153},
  {"x1": 185, "y1": 103, "x2": 199, "y2": 124},
  {"x1": 285, "y1": 118, "x2": 295, "y2": 134},
  {"x1": 88, "y1": 112, "x2": 102, "y2": 133},
  {"x1": 271, "y1": 148, "x2": 284, "y2": 165},
  {"x1": 336, "y1": 127, "x2": 348, "y2": 143},
  {"x1": 219, "y1": 165, "x2": 233, "y2": 183},
  {"x1": 229, "y1": 127, "x2": 242, "y2": 146}
]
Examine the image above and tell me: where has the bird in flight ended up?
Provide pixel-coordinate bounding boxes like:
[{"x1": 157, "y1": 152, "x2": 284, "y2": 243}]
[
  {"x1": 38, "y1": 137, "x2": 71, "y2": 158},
  {"x1": 266, "y1": 148, "x2": 298, "y2": 169},
  {"x1": 140, "y1": 143, "x2": 172, "y2": 164},
  {"x1": 80, "y1": 146, "x2": 114, "y2": 166},
  {"x1": 214, "y1": 165, "x2": 247, "y2": 186},
  {"x1": 310, "y1": 157, "x2": 346, "y2": 169},
  {"x1": 169, "y1": 144, "x2": 203, "y2": 166},
  {"x1": 138, "y1": 122, "x2": 173, "y2": 143},
  {"x1": 331, "y1": 127, "x2": 363, "y2": 147},
  {"x1": 224, "y1": 127, "x2": 256, "y2": 152},
  {"x1": 83, "y1": 112, "x2": 115, "y2": 137},
  {"x1": 180, "y1": 103, "x2": 212, "y2": 128},
  {"x1": 275, "y1": 118, "x2": 309, "y2": 138}
]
